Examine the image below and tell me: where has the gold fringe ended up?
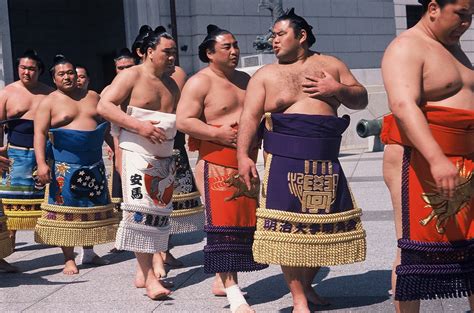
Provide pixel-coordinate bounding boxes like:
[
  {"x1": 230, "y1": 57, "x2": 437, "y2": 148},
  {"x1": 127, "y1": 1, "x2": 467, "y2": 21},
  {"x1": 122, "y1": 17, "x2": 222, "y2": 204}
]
[
  {"x1": 253, "y1": 234, "x2": 366, "y2": 267},
  {"x1": 257, "y1": 207, "x2": 363, "y2": 224},
  {"x1": 36, "y1": 217, "x2": 119, "y2": 229},
  {"x1": 172, "y1": 191, "x2": 201, "y2": 201},
  {"x1": 1, "y1": 198, "x2": 44, "y2": 205},
  {"x1": 107, "y1": 163, "x2": 114, "y2": 200},
  {"x1": 0, "y1": 231, "x2": 13, "y2": 258},
  {"x1": 4, "y1": 210, "x2": 42, "y2": 217},
  {"x1": 264, "y1": 112, "x2": 273, "y2": 132},
  {"x1": 260, "y1": 153, "x2": 273, "y2": 207},
  {"x1": 253, "y1": 207, "x2": 366, "y2": 267},
  {"x1": 254, "y1": 227, "x2": 366, "y2": 244},
  {"x1": 41, "y1": 202, "x2": 115, "y2": 214},
  {"x1": 170, "y1": 205, "x2": 204, "y2": 218},
  {"x1": 111, "y1": 197, "x2": 122, "y2": 204},
  {"x1": 6, "y1": 216, "x2": 39, "y2": 230},
  {"x1": 43, "y1": 183, "x2": 50, "y2": 202},
  {"x1": 35, "y1": 223, "x2": 118, "y2": 247}
]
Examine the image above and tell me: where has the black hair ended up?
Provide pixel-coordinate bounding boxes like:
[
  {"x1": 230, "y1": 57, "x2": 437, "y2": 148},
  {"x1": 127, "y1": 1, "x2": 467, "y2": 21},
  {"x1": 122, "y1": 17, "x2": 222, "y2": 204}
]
[
  {"x1": 49, "y1": 54, "x2": 75, "y2": 78},
  {"x1": 274, "y1": 8, "x2": 316, "y2": 48},
  {"x1": 75, "y1": 64, "x2": 89, "y2": 76},
  {"x1": 131, "y1": 25, "x2": 152, "y2": 60},
  {"x1": 198, "y1": 24, "x2": 233, "y2": 63},
  {"x1": 16, "y1": 49, "x2": 44, "y2": 75},
  {"x1": 418, "y1": 0, "x2": 458, "y2": 13},
  {"x1": 114, "y1": 48, "x2": 135, "y2": 63},
  {"x1": 139, "y1": 26, "x2": 175, "y2": 57}
]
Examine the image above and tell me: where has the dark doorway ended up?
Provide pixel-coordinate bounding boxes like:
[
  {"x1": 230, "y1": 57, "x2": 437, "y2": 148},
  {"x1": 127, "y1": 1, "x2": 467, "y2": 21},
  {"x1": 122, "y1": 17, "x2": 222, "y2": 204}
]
[
  {"x1": 8, "y1": 0, "x2": 126, "y2": 92},
  {"x1": 406, "y1": 5, "x2": 423, "y2": 29}
]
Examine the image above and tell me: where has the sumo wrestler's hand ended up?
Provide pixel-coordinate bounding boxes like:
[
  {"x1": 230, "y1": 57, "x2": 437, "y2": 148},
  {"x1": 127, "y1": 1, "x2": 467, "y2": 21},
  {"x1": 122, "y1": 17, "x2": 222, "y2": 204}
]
[
  {"x1": 302, "y1": 70, "x2": 340, "y2": 98},
  {"x1": 214, "y1": 123, "x2": 238, "y2": 148},
  {"x1": 36, "y1": 163, "x2": 51, "y2": 185},
  {"x1": 238, "y1": 156, "x2": 258, "y2": 191},
  {"x1": 137, "y1": 120, "x2": 167, "y2": 144},
  {"x1": 430, "y1": 156, "x2": 460, "y2": 200},
  {"x1": 105, "y1": 146, "x2": 114, "y2": 161},
  {"x1": 0, "y1": 146, "x2": 10, "y2": 172}
]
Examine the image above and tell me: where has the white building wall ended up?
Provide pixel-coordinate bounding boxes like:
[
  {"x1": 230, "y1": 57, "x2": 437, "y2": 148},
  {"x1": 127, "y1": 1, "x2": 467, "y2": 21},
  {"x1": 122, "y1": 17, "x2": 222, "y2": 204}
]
[
  {"x1": 154, "y1": 0, "x2": 396, "y2": 74},
  {"x1": 0, "y1": 35, "x2": 4, "y2": 88},
  {"x1": 394, "y1": 0, "x2": 474, "y2": 62}
]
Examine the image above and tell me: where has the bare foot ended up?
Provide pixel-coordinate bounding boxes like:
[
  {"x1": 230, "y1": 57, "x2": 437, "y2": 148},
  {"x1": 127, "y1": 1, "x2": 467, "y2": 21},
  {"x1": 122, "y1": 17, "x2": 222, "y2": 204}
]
[
  {"x1": 153, "y1": 253, "x2": 167, "y2": 278},
  {"x1": 235, "y1": 304, "x2": 255, "y2": 313},
  {"x1": 63, "y1": 259, "x2": 79, "y2": 275},
  {"x1": 0, "y1": 259, "x2": 19, "y2": 273},
  {"x1": 305, "y1": 287, "x2": 330, "y2": 307},
  {"x1": 161, "y1": 251, "x2": 184, "y2": 268},
  {"x1": 211, "y1": 275, "x2": 226, "y2": 296},
  {"x1": 136, "y1": 269, "x2": 173, "y2": 289},
  {"x1": 146, "y1": 278, "x2": 171, "y2": 300},
  {"x1": 134, "y1": 265, "x2": 146, "y2": 288}
]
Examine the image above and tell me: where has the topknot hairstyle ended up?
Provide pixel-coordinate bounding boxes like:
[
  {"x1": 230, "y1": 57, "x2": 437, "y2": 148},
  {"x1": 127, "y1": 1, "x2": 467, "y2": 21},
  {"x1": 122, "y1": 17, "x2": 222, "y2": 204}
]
[
  {"x1": 198, "y1": 24, "x2": 233, "y2": 63},
  {"x1": 139, "y1": 26, "x2": 174, "y2": 57},
  {"x1": 132, "y1": 25, "x2": 153, "y2": 60},
  {"x1": 274, "y1": 8, "x2": 316, "y2": 47},
  {"x1": 16, "y1": 49, "x2": 45, "y2": 75},
  {"x1": 49, "y1": 54, "x2": 75, "y2": 78}
]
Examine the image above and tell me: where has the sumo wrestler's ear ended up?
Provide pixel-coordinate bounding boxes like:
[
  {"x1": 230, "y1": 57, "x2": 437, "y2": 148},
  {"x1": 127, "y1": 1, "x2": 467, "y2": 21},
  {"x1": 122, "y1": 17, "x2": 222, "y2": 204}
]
[
  {"x1": 147, "y1": 46, "x2": 154, "y2": 59},
  {"x1": 298, "y1": 28, "x2": 308, "y2": 45},
  {"x1": 427, "y1": 0, "x2": 440, "y2": 20},
  {"x1": 206, "y1": 48, "x2": 214, "y2": 61}
]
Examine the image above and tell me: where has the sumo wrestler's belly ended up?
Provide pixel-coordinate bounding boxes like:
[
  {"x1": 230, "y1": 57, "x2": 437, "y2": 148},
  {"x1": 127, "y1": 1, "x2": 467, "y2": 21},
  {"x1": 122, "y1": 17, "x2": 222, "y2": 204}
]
[{"x1": 283, "y1": 97, "x2": 337, "y2": 115}]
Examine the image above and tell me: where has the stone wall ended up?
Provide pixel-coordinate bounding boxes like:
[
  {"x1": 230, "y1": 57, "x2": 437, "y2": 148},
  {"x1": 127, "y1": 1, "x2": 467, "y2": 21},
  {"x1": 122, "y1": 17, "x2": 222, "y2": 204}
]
[
  {"x1": 152, "y1": 0, "x2": 396, "y2": 74},
  {"x1": 0, "y1": 34, "x2": 4, "y2": 89},
  {"x1": 394, "y1": 0, "x2": 474, "y2": 61}
]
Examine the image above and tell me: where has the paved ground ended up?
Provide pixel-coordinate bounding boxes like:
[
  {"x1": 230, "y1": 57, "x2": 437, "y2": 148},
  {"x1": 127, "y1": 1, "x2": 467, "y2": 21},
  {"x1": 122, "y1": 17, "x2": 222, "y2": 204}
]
[{"x1": 1, "y1": 150, "x2": 472, "y2": 312}]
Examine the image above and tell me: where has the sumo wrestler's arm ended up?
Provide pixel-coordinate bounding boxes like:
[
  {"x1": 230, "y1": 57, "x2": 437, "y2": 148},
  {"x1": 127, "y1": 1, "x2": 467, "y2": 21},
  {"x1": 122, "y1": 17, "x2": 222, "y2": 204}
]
[
  {"x1": 334, "y1": 58, "x2": 368, "y2": 109},
  {"x1": 171, "y1": 66, "x2": 187, "y2": 91},
  {"x1": 237, "y1": 70, "x2": 266, "y2": 190},
  {"x1": 33, "y1": 96, "x2": 52, "y2": 185},
  {"x1": 89, "y1": 91, "x2": 115, "y2": 153},
  {"x1": 382, "y1": 36, "x2": 459, "y2": 198},
  {"x1": 303, "y1": 56, "x2": 368, "y2": 109},
  {"x1": 0, "y1": 89, "x2": 10, "y2": 170},
  {"x1": 176, "y1": 74, "x2": 237, "y2": 146},
  {"x1": 97, "y1": 70, "x2": 167, "y2": 144}
]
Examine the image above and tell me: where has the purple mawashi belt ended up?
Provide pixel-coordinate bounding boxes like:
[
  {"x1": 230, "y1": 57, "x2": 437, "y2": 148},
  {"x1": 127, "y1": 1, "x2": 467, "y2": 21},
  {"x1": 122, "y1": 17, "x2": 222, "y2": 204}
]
[{"x1": 263, "y1": 130, "x2": 341, "y2": 160}]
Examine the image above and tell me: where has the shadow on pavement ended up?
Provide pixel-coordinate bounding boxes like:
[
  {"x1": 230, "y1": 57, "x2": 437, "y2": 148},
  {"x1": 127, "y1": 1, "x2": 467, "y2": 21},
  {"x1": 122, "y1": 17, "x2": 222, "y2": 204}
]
[
  {"x1": 169, "y1": 231, "x2": 205, "y2": 247},
  {"x1": 170, "y1": 250, "x2": 203, "y2": 269},
  {"x1": 170, "y1": 267, "x2": 203, "y2": 290},
  {"x1": 9, "y1": 251, "x2": 67, "y2": 271},
  {"x1": 279, "y1": 270, "x2": 391, "y2": 312},
  {"x1": 104, "y1": 249, "x2": 135, "y2": 265},
  {"x1": 243, "y1": 273, "x2": 287, "y2": 305},
  {"x1": 14, "y1": 243, "x2": 49, "y2": 252},
  {"x1": 0, "y1": 269, "x2": 88, "y2": 288},
  {"x1": 243, "y1": 267, "x2": 330, "y2": 306}
]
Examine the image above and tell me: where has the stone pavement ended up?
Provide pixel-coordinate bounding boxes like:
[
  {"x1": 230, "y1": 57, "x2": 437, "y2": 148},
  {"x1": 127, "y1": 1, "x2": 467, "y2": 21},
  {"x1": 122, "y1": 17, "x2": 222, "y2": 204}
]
[{"x1": 0, "y1": 150, "x2": 471, "y2": 312}]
